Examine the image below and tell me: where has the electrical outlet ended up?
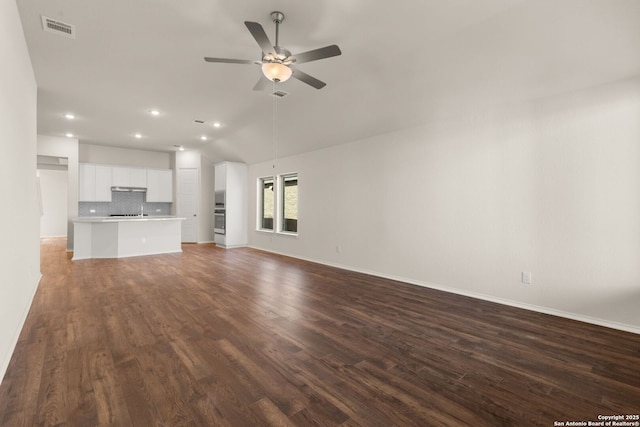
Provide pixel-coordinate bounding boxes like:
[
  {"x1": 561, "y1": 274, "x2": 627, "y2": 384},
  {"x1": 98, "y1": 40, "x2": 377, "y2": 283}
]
[
  {"x1": 156, "y1": 209, "x2": 161, "y2": 212},
  {"x1": 336, "y1": 245, "x2": 342, "y2": 253},
  {"x1": 522, "y1": 272, "x2": 532, "y2": 284},
  {"x1": 89, "y1": 209, "x2": 96, "y2": 213}
]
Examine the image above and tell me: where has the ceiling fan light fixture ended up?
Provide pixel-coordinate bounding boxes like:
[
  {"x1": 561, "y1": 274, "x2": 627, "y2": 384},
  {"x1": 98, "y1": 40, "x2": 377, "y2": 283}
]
[{"x1": 261, "y1": 62, "x2": 292, "y2": 83}]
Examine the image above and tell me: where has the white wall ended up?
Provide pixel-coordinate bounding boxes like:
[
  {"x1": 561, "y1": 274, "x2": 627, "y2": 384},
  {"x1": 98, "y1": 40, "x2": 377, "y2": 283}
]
[
  {"x1": 249, "y1": 76, "x2": 640, "y2": 333},
  {"x1": 38, "y1": 135, "x2": 79, "y2": 251},
  {"x1": 38, "y1": 169, "x2": 68, "y2": 237},
  {"x1": 79, "y1": 143, "x2": 171, "y2": 169},
  {"x1": 0, "y1": 0, "x2": 40, "y2": 382}
]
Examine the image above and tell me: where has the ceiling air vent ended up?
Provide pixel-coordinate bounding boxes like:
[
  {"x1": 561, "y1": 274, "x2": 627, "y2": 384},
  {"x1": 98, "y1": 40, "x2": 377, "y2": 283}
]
[
  {"x1": 41, "y1": 16, "x2": 76, "y2": 39},
  {"x1": 272, "y1": 90, "x2": 288, "y2": 98},
  {"x1": 193, "y1": 119, "x2": 205, "y2": 124}
]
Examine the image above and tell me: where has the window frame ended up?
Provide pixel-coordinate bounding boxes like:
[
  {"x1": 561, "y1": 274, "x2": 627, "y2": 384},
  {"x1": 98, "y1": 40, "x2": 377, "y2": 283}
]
[
  {"x1": 257, "y1": 176, "x2": 275, "y2": 232},
  {"x1": 256, "y1": 172, "x2": 298, "y2": 236},
  {"x1": 278, "y1": 173, "x2": 298, "y2": 236}
]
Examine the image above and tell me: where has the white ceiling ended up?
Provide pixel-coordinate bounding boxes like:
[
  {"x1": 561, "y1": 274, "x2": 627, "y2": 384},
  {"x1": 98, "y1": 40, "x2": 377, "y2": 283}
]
[{"x1": 17, "y1": 0, "x2": 640, "y2": 165}]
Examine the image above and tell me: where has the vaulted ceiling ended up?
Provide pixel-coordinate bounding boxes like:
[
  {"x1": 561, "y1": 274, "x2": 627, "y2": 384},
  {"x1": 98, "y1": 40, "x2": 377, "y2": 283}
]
[{"x1": 17, "y1": 0, "x2": 640, "y2": 164}]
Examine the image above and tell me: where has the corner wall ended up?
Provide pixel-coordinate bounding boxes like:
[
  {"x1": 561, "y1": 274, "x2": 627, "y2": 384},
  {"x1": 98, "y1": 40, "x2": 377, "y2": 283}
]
[
  {"x1": 0, "y1": 0, "x2": 40, "y2": 382},
  {"x1": 248, "y1": 76, "x2": 640, "y2": 333}
]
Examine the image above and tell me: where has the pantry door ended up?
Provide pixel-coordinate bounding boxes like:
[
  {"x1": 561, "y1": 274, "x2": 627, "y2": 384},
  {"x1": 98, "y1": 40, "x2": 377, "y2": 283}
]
[{"x1": 178, "y1": 168, "x2": 199, "y2": 242}]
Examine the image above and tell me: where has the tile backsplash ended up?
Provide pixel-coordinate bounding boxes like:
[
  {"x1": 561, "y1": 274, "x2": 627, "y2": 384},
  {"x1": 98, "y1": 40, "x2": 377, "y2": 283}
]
[{"x1": 79, "y1": 192, "x2": 172, "y2": 217}]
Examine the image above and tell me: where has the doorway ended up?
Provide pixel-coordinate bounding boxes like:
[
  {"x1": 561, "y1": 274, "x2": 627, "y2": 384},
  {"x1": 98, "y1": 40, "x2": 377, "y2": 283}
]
[{"x1": 37, "y1": 156, "x2": 69, "y2": 238}]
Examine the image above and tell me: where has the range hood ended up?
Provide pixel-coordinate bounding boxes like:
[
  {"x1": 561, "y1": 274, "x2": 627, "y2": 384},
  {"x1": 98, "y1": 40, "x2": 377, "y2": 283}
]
[{"x1": 111, "y1": 186, "x2": 147, "y2": 192}]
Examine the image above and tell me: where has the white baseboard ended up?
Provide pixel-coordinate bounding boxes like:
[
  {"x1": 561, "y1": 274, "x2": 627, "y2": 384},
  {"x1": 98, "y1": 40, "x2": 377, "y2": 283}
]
[
  {"x1": 0, "y1": 273, "x2": 42, "y2": 384},
  {"x1": 218, "y1": 243, "x2": 248, "y2": 249},
  {"x1": 248, "y1": 245, "x2": 640, "y2": 335}
]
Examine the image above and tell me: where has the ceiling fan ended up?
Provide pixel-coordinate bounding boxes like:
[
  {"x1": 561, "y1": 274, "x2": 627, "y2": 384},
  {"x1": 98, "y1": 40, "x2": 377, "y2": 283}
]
[{"x1": 204, "y1": 11, "x2": 342, "y2": 90}]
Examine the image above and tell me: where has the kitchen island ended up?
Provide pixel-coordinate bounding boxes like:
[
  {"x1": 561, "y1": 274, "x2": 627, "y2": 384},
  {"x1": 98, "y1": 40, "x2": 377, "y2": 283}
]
[{"x1": 72, "y1": 216, "x2": 185, "y2": 260}]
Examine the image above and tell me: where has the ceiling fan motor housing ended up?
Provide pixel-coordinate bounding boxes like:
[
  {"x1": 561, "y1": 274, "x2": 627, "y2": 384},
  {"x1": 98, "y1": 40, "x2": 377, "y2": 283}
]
[
  {"x1": 271, "y1": 11, "x2": 285, "y2": 24},
  {"x1": 264, "y1": 46, "x2": 292, "y2": 63}
]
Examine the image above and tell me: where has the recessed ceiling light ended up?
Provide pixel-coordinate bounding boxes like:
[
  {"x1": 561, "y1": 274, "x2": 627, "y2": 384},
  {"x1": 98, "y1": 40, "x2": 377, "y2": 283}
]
[
  {"x1": 64, "y1": 113, "x2": 75, "y2": 119},
  {"x1": 150, "y1": 110, "x2": 160, "y2": 116},
  {"x1": 134, "y1": 133, "x2": 142, "y2": 139},
  {"x1": 213, "y1": 122, "x2": 221, "y2": 128},
  {"x1": 200, "y1": 135, "x2": 207, "y2": 141},
  {"x1": 65, "y1": 132, "x2": 74, "y2": 138}
]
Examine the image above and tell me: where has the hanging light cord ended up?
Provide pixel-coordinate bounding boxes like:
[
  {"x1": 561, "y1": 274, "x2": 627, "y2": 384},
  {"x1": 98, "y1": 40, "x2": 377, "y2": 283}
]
[{"x1": 272, "y1": 79, "x2": 278, "y2": 169}]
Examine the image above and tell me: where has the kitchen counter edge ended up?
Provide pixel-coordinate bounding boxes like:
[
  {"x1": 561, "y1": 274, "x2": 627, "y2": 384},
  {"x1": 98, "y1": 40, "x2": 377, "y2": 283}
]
[{"x1": 73, "y1": 216, "x2": 186, "y2": 223}]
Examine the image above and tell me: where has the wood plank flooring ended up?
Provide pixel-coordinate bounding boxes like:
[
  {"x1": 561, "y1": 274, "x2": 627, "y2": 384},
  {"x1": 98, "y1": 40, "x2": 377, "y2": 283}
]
[{"x1": 1, "y1": 237, "x2": 639, "y2": 426}]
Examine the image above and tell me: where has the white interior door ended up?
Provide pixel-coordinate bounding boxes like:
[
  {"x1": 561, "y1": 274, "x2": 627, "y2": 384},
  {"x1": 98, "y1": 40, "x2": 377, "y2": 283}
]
[
  {"x1": 178, "y1": 168, "x2": 199, "y2": 242},
  {"x1": 38, "y1": 168, "x2": 68, "y2": 237}
]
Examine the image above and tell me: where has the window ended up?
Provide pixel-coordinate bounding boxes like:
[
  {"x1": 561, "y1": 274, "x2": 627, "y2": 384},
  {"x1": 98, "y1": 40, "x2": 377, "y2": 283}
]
[
  {"x1": 259, "y1": 177, "x2": 274, "y2": 231},
  {"x1": 257, "y1": 173, "x2": 298, "y2": 235},
  {"x1": 280, "y1": 173, "x2": 298, "y2": 233}
]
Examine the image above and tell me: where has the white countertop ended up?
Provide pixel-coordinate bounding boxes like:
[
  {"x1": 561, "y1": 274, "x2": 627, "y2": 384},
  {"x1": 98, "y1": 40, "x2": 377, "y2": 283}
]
[{"x1": 73, "y1": 216, "x2": 185, "y2": 223}]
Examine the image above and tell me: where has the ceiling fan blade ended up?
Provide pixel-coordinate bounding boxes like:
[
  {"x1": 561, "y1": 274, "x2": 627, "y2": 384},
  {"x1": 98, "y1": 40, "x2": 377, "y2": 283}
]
[
  {"x1": 244, "y1": 21, "x2": 274, "y2": 55},
  {"x1": 290, "y1": 66, "x2": 326, "y2": 89},
  {"x1": 289, "y1": 45, "x2": 341, "y2": 64},
  {"x1": 204, "y1": 57, "x2": 256, "y2": 64},
  {"x1": 252, "y1": 77, "x2": 271, "y2": 91}
]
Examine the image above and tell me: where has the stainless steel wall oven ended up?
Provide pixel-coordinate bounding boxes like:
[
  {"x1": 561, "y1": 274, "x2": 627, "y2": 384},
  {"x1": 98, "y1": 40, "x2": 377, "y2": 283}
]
[
  {"x1": 214, "y1": 209, "x2": 225, "y2": 234},
  {"x1": 214, "y1": 191, "x2": 226, "y2": 208}
]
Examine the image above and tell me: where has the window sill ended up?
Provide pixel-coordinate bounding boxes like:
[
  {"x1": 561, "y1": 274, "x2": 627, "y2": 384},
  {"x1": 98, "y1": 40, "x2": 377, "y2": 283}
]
[
  {"x1": 277, "y1": 231, "x2": 298, "y2": 238},
  {"x1": 256, "y1": 228, "x2": 274, "y2": 234},
  {"x1": 255, "y1": 229, "x2": 298, "y2": 238}
]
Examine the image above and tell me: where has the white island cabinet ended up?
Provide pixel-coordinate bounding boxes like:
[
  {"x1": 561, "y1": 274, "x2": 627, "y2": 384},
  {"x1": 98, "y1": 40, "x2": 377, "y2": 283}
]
[{"x1": 72, "y1": 216, "x2": 184, "y2": 260}]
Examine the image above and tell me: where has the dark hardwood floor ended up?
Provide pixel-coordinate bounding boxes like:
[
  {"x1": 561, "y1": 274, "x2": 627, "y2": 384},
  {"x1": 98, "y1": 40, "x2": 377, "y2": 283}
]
[{"x1": 1, "y1": 238, "x2": 639, "y2": 426}]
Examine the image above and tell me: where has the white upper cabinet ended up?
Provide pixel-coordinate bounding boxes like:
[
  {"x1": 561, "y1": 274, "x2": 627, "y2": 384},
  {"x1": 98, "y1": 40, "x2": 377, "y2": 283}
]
[
  {"x1": 80, "y1": 164, "x2": 173, "y2": 204},
  {"x1": 79, "y1": 163, "x2": 112, "y2": 202},
  {"x1": 95, "y1": 165, "x2": 113, "y2": 201},
  {"x1": 146, "y1": 169, "x2": 173, "y2": 202},
  {"x1": 111, "y1": 167, "x2": 128, "y2": 187},
  {"x1": 78, "y1": 164, "x2": 95, "y2": 202},
  {"x1": 112, "y1": 167, "x2": 147, "y2": 188},
  {"x1": 130, "y1": 168, "x2": 147, "y2": 188},
  {"x1": 214, "y1": 162, "x2": 226, "y2": 191}
]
